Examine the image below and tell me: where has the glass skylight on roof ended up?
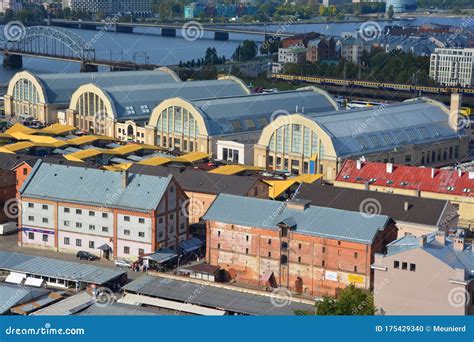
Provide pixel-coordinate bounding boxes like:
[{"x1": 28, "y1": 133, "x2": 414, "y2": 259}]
[
  {"x1": 125, "y1": 106, "x2": 136, "y2": 115},
  {"x1": 140, "y1": 105, "x2": 150, "y2": 114},
  {"x1": 230, "y1": 119, "x2": 242, "y2": 131},
  {"x1": 381, "y1": 133, "x2": 394, "y2": 145},
  {"x1": 244, "y1": 118, "x2": 256, "y2": 129},
  {"x1": 356, "y1": 136, "x2": 368, "y2": 150}
]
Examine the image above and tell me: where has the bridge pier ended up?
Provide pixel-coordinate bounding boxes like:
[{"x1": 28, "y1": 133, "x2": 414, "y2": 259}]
[
  {"x1": 161, "y1": 28, "x2": 176, "y2": 37},
  {"x1": 114, "y1": 25, "x2": 133, "y2": 33},
  {"x1": 2, "y1": 54, "x2": 23, "y2": 69},
  {"x1": 214, "y1": 32, "x2": 229, "y2": 41},
  {"x1": 78, "y1": 24, "x2": 97, "y2": 30},
  {"x1": 80, "y1": 62, "x2": 98, "y2": 73}
]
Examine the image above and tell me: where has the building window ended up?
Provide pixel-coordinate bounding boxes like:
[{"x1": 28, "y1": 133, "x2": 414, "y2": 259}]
[
  {"x1": 298, "y1": 243, "x2": 302, "y2": 249},
  {"x1": 42, "y1": 218, "x2": 48, "y2": 223},
  {"x1": 42, "y1": 204, "x2": 48, "y2": 210},
  {"x1": 139, "y1": 218, "x2": 145, "y2": 224},
  {"x1": 322, "y1": 260, "x2": 325, "y2": 267},
  {"x1": 76, "y1": 222, "x2": 82, "y2": 228},
  {"x1": 410, "y1": 263, "x2": 416, "y2": 272},
  {"x1": 354, "y1": 266, "x2": 358, "y2": 272},
  {"x1": 298, "y1": 256, "x2": 301, "y2": 263},
  {"x1": 217, "y1": 243, "x2": 221, "y2": 249},
  {"x1": 89, "y1": 225, "x2": 95, "y2": 231},
  {"x1": 180, "y1": 223, "x2": 185, "y2": 231},
  {"x1": 42, "y1": 234, "x2": 48, "y2": 242},
  {"x1": 268, "y1": 239, "x2": 272, "y2": 245},
  {"x1": 394, "y1": 261, "x2": 400, "y2": 269},
  {"x1": 124, "y1": 246, "x2": 130, "y2": 254},
  {"x1": 64, "y1": 208, "x2": 70, "y2": 213},
  {"x1": 158, "y1": 231, "x2": 163, "y2": 238},
  {"x1": 158, "y1": 217, "x2": 163, "y2": 224},
  {"x1": 64, "y1": 221, "x2": 70, "y2": 227},
  {"x1": 28, "y1": 216, "x2": 34, "y2": 221},
  {"x1": 28, "y1": 232, "x2": 34, "y2": 240},
  {"x1": 64, "y1": 237, "x2": 70, "y2": 245},
  {"x1": 337, "y1": 241, "x2": 341, "y2": 246},
  {"x1": 402, "y1": 262, "x2": 408, "y2": 270},
  {"x1": 268, "y1": 252, "x2": 271, "y2": 257},
  {"x1": 322, "y1": 246, "x2": 325, "y2": 253},
  {"x1": 138, "y1": 232, "x2": 145, "y2": 238},
  {"x1": 354, "y1": 252, "x2": 358, "y2": 259},
  {"x1": 23, "y1": 168, "x2": 28, "y2": 175},
  {"x1": 217, "y1": 231, "x2": 221, "y2": 237},
  {"x1": 76, "y1": 239, "x2": 82, "y2": 247},
  {"x1": 28, "y1": 203, "x2": 34, "y2": 208},
  {"x1": 246, "y1": 235, "x2": 249, "y2": 242},
  {"x1": 102, "y1": 227, "x2": 108, "y2": 232},
  {"x1": 169, "y1": 213, "x2": 174, "y2": 220},
  {"x1": 89, "y1": 241, "x2": 95, "y2": 249},
  {"x1": 89, "y1": 211, "x2": 95, "y2": 216},
  {"x1": 246, "y1": 248, "x2": 249, "y2": 254},
  {"x1": 102, "y1": 213, "x2": 108, "y2": 218},
  {"x1": 76, "y1": 209, "x2": 82, "y2": 215},
  {"x1": 124, "y1": 230, "x2": 130, "y2": 236},
  {"x1": 281, "y1": 255, "x2": 288, "y2": 264},
  {"x1": 124, "y1": 216, "x2": 130, "y2": 222},
  {"x1": 138, "y1": 249, "x2": 144, "y2": 255}
]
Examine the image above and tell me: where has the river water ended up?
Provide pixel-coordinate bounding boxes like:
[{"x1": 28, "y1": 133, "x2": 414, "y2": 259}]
[{"x1": 0, "y1": 15, "x2": 471, "y2": 84}]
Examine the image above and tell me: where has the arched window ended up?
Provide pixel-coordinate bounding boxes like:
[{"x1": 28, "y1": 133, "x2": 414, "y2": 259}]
[
  {"x1": 12, "y1": 79, "x2": 41, "y2": 117},
  {"x1": 268, "y1": 124, "x2": 324, "y2": 159},
  {"x1": 155, "y1": 106, "x2": 200, "y2": 151}
]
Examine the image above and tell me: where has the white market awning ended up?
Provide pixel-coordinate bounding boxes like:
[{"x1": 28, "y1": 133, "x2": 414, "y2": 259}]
[{"x1": 5, "y1": 272, "x2": 26, "y2": 285}]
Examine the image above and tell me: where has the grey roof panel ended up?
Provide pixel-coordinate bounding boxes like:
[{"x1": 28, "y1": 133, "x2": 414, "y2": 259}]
[
  {"x1": 203, "y1": 194, "x2": 391, "y2": 245},
  {"x1": 122, "y1": 275, "x2": 313, "y2": 315},
  {"x1": 0, "y1": 251, "x2": 126, "y2": 285},
  {"x1": 20, "y1": 161, "x2": 171, "y2": 212},
  {"x1": 35, "y1": 70, "x2": 180, "y2": 104},
  {"x1": 306, "y1": 99, "x2": 461, "y2": 157}
]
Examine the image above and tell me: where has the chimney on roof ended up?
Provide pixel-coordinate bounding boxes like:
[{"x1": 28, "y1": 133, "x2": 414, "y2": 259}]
[
  {"x1": 386, "y1": 163, "x2": 393, "y2": 173},
  {"x1": 450, "y1": 93, "x2": 462, "y2": 133},
  {"x1": 417, "y1": 235, "x2": 427, "y2": 246},
  {"x1": 431, "y1": 168, "x2": 435, "y2": 179},
  {"x1": 453, "y1": 235, "x2": 465, "y2": 251},
  {"x1": 435, "y1": 231, "x2": 446, "y2": 245},
  {"x1": 121, "y1": 170, "x2": 129, "y2": 188},
  {"x1": 356, "y1": 160, "x2": 362, "y2": 170},
  {"x1": 287, "y1": 199, "x2": 310, "y2": 211},
  {"x1": 403, "y1": 201, "x2": 410, "y2": 212}
]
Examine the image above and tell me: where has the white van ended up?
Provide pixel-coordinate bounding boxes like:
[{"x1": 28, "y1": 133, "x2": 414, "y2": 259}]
[{"x1": 0, "y1": 222, "x2": 18, "y2": 235}]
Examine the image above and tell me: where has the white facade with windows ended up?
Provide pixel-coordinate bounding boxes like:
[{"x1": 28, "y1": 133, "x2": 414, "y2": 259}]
[{"x1": 429, "y1": 48, "x2": 474, "y2": 87}]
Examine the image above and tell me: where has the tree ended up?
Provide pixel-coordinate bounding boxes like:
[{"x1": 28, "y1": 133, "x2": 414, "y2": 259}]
[
  {"x1": 233, "y1": 40, "x2": 258, "y2": 61},
  {"x1": 387, "y1": 5, "x2": 394, "y2": 19},
  {"x1": 259, "y1": 37, "x2": 280, "y2": 55},
  {"x1": 317, "y1": 285, "x2": 375, "y2": 315}
]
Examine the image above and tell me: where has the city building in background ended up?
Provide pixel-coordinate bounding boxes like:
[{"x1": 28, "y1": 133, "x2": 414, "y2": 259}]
[
  {"x1": 62, "y1": 0, "x2": 151, "y2": 14},
  {"x1": 430, "y1": 48, "x2": 474, "y2": 87},
  {"x1": 0, "y1": 0, "x2": 22, "y2": 12},
  {"x1": 385, "y1": 0, "x2": 417, "y2": 13}
]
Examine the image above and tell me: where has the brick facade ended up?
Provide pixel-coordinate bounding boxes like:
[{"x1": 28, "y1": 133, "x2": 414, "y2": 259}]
[{"x1": 206, "y1": 220, "x2": 397, "y2": 297}]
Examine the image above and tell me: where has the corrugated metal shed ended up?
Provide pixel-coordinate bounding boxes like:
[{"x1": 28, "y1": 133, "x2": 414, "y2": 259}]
[
  {"x1": 122, "y1": 275, "x2": 314, "y2": 316},
  {"x1": 203, "y1": 194, "x2": 391, "y2": 245},
  {"x1": 0, "y1": 251, "x2": 126, "y2": 285}
]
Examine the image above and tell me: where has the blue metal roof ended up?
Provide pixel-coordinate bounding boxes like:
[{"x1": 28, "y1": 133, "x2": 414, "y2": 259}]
[
  {"x1": 203, "y1": 194, "x2": 390, "y2": 245},
  {"x1": 101, "y1": 79, "x2": 249, "y2": 120},
  {"x1": 34, "y1": 69, "x2": 180, "y2": 104},
  {"x1": 307, "y1": 99, "x2": 461, "y2": 157},
  {"x1": 20, "y1": 160, "x2": 172, "y2": 212},
  {"x1": 0, "y1": 251, "x2": 126, "y2": 285},
  {"x1": 386, "y1": 235, "x2": 474, "y2": 274},
  {"x1": 192, "y1": 89, "x2": 337, "y2": 136},
  {"x1": 0, "y1": 283, "x2": 50, "y2": 314}
]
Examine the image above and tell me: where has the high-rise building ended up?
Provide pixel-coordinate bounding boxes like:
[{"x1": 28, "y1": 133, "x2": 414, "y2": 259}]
[
  {"x1": 63, "y1": 0, "x2": 151, "y2": 14},
  {"x1": 0, "y1": 0, "x2": 22, "y2": 13},
  {"x1": 430, "y1": 48, "x2": 474, "y2": 87}
]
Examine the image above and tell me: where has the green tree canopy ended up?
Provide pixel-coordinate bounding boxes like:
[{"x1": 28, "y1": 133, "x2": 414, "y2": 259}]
[{"x1": 233, "y1": 40, "x2": 258, "y2": 61}]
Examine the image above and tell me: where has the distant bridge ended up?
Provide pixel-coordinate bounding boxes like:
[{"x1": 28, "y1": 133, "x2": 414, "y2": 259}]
[
  {"x1": 47, "y1": 19, "x2": 295, "y2": 41},
  {"x1": 1, "y1": 26, "x2": 161, "y2": 71}
]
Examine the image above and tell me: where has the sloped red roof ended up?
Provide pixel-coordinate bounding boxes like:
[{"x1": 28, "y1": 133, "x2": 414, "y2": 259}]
[{"x1": 336, "y1": 160, "x2": 473, "y2": 197}]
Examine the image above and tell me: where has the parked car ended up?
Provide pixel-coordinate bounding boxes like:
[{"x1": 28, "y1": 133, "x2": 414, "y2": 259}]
[
  {"x1": 76, "y1": 251, "x2": 98, "y2": 261},
  {"x1": 114, "y1": 259, "x2": 132, "y2": 268}
]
